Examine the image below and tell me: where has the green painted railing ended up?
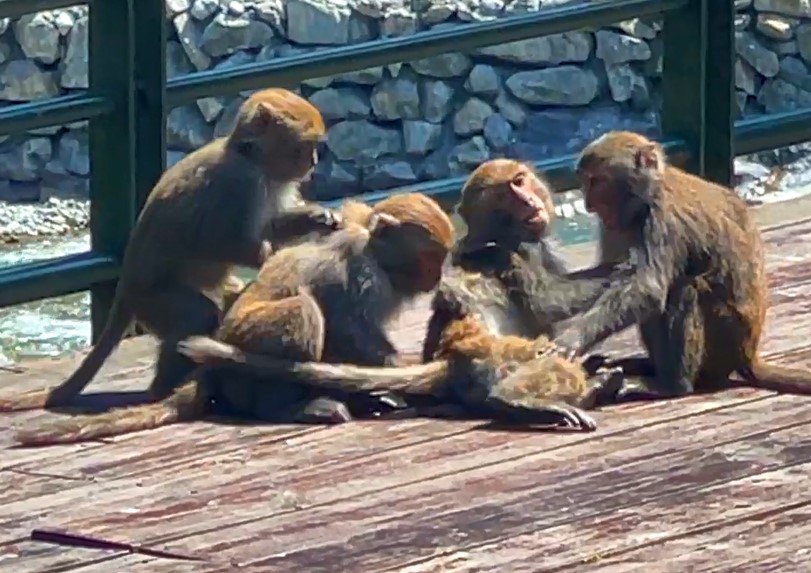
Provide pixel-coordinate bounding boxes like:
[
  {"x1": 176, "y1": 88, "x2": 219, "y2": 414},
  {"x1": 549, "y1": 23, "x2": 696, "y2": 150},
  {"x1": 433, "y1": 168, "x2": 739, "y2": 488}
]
[{"x1": 0, "y1": 0, "x2": 808, "y2": 341}]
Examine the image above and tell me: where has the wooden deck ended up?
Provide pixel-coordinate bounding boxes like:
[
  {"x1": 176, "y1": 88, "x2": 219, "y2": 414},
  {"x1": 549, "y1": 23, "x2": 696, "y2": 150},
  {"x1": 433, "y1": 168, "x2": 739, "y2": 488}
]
[{"x1": 4, "y1": 212, "x2": 811, "y2": 572}]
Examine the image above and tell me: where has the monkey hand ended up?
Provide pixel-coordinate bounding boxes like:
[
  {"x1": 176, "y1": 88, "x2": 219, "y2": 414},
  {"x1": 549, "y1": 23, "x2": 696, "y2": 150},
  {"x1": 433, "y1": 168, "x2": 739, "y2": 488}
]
[
  {"x1": 433, "y1": 286, "x2": 470, "y2": 319},
  {"x1": 315, "y1": 207, "x2": 344, "y2": 230},
  {"x1": 546, "y1": 329, "x2": 584, "y2": 362},
  {"x1": 497, "y1": 253, "x2": 532, "y2": 287}
]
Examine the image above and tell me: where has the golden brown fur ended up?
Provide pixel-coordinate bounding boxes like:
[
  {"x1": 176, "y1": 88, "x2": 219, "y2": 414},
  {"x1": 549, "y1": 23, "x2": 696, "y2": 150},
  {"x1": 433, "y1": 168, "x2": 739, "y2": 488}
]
[
  {"x1": 553, "y1": 130, "x2": 811, "y2": 398},
  {"x1": 1, "y1": 88, "x2": 342, "y2": 414}
]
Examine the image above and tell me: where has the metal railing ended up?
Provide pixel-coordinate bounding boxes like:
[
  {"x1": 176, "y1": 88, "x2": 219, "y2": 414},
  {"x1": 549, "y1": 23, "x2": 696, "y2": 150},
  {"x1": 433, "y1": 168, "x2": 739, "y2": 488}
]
[{"x1": 0, "y1": 0, "x2": 807, "y2": 340}]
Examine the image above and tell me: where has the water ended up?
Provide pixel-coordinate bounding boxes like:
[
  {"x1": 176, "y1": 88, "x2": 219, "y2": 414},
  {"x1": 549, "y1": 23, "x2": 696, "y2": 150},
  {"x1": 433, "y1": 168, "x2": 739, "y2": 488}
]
[{"x1": 0, "y1": 214, "x2": 601, "y2": 364}]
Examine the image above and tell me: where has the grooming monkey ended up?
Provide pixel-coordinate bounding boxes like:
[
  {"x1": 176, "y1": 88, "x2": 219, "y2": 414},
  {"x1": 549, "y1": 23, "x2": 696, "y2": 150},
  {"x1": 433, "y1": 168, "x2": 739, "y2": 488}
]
[
  {"x1": 544, "y1": 130, "x2": 811, "y2": 398},
  {"x1": 423, "y1": 158, "x2": 630, "y2": 361},
  {"x1": 13, "y1": 194, "x2": 457, "y2": 444},
  {"x1": 0, "y1": 88, "x2": 341, "y2": 413}
]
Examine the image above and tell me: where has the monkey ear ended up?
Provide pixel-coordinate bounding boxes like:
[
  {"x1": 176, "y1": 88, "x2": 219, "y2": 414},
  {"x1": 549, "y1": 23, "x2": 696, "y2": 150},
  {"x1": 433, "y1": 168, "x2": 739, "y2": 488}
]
[
  {"x1": 368, "y1": 212, "x2": 401, "y2": 234},
  {"x1": 255, "y1": 102, "x2": 288, "y2": 129},
  {"x1": 634, "y1": 143, "x2": 661, "y2": 172}
]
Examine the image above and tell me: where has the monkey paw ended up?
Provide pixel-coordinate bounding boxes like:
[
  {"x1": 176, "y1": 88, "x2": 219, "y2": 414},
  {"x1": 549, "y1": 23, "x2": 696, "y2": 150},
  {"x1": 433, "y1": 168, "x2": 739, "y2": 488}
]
[
  {"x1": 548, "y1": 329, "x2": 583, "y2": 362},
  {"x1": 317, "y1": 208, "x2": 343, "y2": 230}
]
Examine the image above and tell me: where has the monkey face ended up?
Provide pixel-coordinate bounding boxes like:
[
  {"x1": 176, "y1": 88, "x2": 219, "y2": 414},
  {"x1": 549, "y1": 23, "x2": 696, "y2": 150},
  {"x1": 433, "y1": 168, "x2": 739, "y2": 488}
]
[
  {"x1": 580, "y1": 166, "x2": 624, "y2": 230},
  {"x1": 486, "y1": 168, "x2": 551, "y2": 243}
]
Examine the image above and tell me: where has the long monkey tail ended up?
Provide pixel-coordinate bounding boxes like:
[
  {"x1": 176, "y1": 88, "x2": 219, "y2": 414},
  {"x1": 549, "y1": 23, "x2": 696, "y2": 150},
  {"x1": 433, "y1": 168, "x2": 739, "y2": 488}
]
[
  {"x1": 738, "y1": 357, "x2": 811, "y2": 395},
  {"x1": 13, "y1": 380, "x2": 206, "y2": 447},
  {"x1": 176, "y1": 336, "x2": 451, "y2": 396},
  {"x1": 0, "y1": 295, "x2": 133, "y2": 412}
]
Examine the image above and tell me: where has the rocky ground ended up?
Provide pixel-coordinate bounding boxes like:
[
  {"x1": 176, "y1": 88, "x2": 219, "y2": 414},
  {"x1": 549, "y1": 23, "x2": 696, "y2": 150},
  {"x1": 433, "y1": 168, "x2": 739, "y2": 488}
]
[
  {"x1": 3, "y1": 148, "x2": 811, "y2": 243},
  {"x1": 0, "y1": 196, "x2": 87, "y2": 243}
]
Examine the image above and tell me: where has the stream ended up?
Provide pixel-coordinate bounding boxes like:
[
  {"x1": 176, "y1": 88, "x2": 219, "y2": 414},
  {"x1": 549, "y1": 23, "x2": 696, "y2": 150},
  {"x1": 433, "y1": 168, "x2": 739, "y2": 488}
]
[{"x1": 0, "y1": 214, "x2": 603, "y2": 364}]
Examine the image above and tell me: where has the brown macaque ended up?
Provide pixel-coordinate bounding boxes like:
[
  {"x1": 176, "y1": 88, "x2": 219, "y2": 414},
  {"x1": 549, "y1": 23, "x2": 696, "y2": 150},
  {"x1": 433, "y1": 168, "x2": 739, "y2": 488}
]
[
  {"x1": 428, "y1": 158, "x2": 630, "y2": 348},
  {"x1": 0, "y1": 88, "x2": 342, "y2": 414},
  {"x1": 12, "y1": 194, "x2": 458, "y2": 445},
  {"x1": 550, "y1": 130, "x2": 811, "y2": 399}
]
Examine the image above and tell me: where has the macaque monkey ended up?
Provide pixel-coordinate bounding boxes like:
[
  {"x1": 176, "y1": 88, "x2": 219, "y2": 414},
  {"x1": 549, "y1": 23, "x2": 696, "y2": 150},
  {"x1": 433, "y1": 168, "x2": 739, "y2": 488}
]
[
  {"x1": 13, "y1": 194, "x2": 456, "y2": 444},
  {"x1": 0, "y1": 88, "x2": 342, "y2": 413},
  {"x1": 548, "y1": 130, "x2": 811, "y2": 398},
  {"x1": 423, "y1": 158, "x2": 629, "y2": 353}
]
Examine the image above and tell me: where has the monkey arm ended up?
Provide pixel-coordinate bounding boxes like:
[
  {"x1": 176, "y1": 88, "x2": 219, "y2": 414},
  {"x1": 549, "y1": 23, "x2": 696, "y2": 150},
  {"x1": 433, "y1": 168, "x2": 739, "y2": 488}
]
[
  {"x1": 194, "y1": 175, "x2": 273, "y2": 268},
  {"x1": 266, "y1": 204, "x2": 342, "y2": 245},
  {"x1": 555, "y1": 227, "x2": 673, "y2": 353},
  {"x1": 500, "y1": 251, "x2": 613, "y2": 326}
]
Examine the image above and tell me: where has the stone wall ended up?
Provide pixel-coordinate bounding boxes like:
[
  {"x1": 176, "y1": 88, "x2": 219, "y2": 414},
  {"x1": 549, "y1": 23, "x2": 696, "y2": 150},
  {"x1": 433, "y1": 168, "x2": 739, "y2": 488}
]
[{"x1": 0, "y1": 0, "x2": 809, "y2": 204}]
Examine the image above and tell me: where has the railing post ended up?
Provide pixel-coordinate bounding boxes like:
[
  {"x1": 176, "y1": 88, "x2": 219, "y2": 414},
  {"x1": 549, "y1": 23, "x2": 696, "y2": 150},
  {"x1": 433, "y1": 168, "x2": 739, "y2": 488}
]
[
  {"x1": 662, "y1": 0, "x2": 734, "y2": 185},
  {"x1": 702, "y1": 0, "x2": 735, "y2": 187},
  {"x1": 88, "y1": 0, "x2": 136, "y2": 341},
  {"x1": 133, "y1": 0, "x2": 166, "y2": 211}
]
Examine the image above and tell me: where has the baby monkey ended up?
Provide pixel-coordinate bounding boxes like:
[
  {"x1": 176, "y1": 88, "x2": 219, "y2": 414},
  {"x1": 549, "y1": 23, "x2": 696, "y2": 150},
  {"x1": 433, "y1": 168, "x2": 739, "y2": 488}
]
[{"x1": 0, "y1": 88, "x2": 341, "y2": 414}]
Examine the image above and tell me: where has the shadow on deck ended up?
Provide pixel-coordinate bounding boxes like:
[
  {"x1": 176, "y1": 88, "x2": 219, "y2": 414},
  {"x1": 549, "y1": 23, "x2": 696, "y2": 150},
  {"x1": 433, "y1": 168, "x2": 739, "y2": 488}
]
[{"x1": 3, "y1": 210, "x2": 811, "y2": 572}]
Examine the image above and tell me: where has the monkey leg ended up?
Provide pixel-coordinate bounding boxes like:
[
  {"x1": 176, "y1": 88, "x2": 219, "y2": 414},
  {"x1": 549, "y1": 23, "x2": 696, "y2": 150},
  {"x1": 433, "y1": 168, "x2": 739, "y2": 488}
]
[
  {"x1": 625, "y1": 286, "x2": 706, "y2": 400},
  {"x1": 457, "y1": 358, "x2": 598, "y2": 431},
  {"x1": 131, "y1": 287, "x2": 222, "y2": 401},
  {"x1": 220, "y1": 274, "x2": 248, "y2": 315},
  {"x1": 583, "y1": 365, "x2": 626, "y2": 408}
]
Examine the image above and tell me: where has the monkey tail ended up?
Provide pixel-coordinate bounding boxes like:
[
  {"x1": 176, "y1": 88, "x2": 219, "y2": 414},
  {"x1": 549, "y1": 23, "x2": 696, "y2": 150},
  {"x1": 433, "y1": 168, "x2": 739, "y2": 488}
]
[
  {"x1": 0, "y1": 295, "x2": 132, "y2": 412},
  {"x1": 738, "y1": 358, "x2": 811, "y2": 395},
  {"x1": 176, "y1": 336, "x2": 450, "y2": 395},
  {"x1": 13, "y1": 381, "x2": 205, "y2": 447}
]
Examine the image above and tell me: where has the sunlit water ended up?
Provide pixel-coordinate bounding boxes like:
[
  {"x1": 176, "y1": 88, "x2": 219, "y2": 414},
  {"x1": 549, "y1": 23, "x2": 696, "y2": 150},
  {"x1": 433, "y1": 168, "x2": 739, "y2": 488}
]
[{"x1": 0, "y1": 214, "x2": 601, "y2": 364}]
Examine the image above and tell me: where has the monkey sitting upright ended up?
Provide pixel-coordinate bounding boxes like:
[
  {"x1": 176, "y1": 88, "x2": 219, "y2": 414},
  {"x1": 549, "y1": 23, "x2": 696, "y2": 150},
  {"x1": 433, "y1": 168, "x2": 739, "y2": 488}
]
[
  {"x1": 543, "y1": 130, "x2": 811, "y2": 399},
  {"x1": 0, "y1": 88, "x2": 342, "y2": 414},
  {"x1": 423, "y1": 158, "x2": 630, "y2": 360}
]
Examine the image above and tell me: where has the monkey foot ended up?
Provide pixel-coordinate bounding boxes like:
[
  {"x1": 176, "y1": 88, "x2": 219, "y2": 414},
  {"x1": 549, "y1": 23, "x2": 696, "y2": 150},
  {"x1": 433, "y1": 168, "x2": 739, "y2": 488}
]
[
  {"x1": 294, "y1": 397, "x2": 353, "y2": 424},
  {"x1": 483, "y1": 395, "x2": 597, "y2": 432}
]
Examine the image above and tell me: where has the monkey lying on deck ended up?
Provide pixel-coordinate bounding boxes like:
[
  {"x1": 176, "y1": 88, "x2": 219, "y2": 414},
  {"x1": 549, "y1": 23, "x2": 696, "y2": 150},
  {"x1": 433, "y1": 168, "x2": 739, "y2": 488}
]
[
  {"x1": 13, "y1": 190, "x2": 618, "y2": 446},
  {"x1": 0, "y1": 88, "x2": 343, "y2": 414},
  {"x1": 540, "y1": 130, "x2": 811, "y2": 398}
]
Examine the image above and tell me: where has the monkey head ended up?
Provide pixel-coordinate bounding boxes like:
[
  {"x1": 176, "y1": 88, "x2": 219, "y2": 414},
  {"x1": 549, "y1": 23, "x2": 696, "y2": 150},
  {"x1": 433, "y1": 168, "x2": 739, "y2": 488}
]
[
  {"x1": 576, "y1": 131, "x2": 666, "y2": 230},
  {"x1": 229, "y1": 88, "x2": 326, "y2": 183},
  {"x1": 368, "y1": 193, "x2": 454, "y2": 295},
  {"x1": 459, "y1": 159, "x2": 555, "y2": 248}
]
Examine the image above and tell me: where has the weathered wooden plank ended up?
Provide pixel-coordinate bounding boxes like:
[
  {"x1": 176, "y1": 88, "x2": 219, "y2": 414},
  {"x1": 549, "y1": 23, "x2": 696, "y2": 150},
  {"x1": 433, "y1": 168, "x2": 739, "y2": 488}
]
[
  {"x1": 388, "y1": 463, "x2": 811, "y2": 572},
  {"x1": 0, "y1": 541, "x2": 125, "y2": 573},
  {"x1": 21, "y1": 394, "x2": 797, "y2": 569},
  {"x1": 0, "y1": 387, "x2": 771, "y2": 545},
  {"x1": 561, "y1": 504, "x2": 811, "y2": 573}
]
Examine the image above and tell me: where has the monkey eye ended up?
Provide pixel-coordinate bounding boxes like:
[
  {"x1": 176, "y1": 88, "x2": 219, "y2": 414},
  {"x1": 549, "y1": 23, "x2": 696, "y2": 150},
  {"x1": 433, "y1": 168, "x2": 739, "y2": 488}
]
[{"x1": 511, "y1": 173, "x2": 526, "y2": 187}]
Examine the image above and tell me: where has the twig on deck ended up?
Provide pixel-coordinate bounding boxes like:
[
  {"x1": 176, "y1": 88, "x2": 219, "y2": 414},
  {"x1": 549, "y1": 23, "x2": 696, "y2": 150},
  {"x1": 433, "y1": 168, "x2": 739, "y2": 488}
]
[{"x1": 30, "y1": 528, "x2": 208, "y2": 562}]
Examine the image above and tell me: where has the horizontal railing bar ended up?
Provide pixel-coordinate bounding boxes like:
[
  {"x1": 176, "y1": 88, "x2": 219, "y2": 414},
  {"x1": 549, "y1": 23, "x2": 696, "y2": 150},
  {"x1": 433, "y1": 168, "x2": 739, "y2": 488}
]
[
  {"x1": 0, "y1": 0, "x2": 89, "y2": 20},
  {"x1": 0, "y1": 252, "x2": 119, "y2": 308},
  {"x1": 323, "y1": 138, "x2": 691, "y2": 210},
  {"x1": 734, "y1": 110, "x2": 811, "y2": 156},
  {"x1": 168, "y1": 0, "x2": 687, "y2": 105},
  {"x1": 0, "y1": 94, "x2": 113, "y2": 137},
  {"x1": 0, "y1": 138, "x2": 690, "y2": 306}
]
